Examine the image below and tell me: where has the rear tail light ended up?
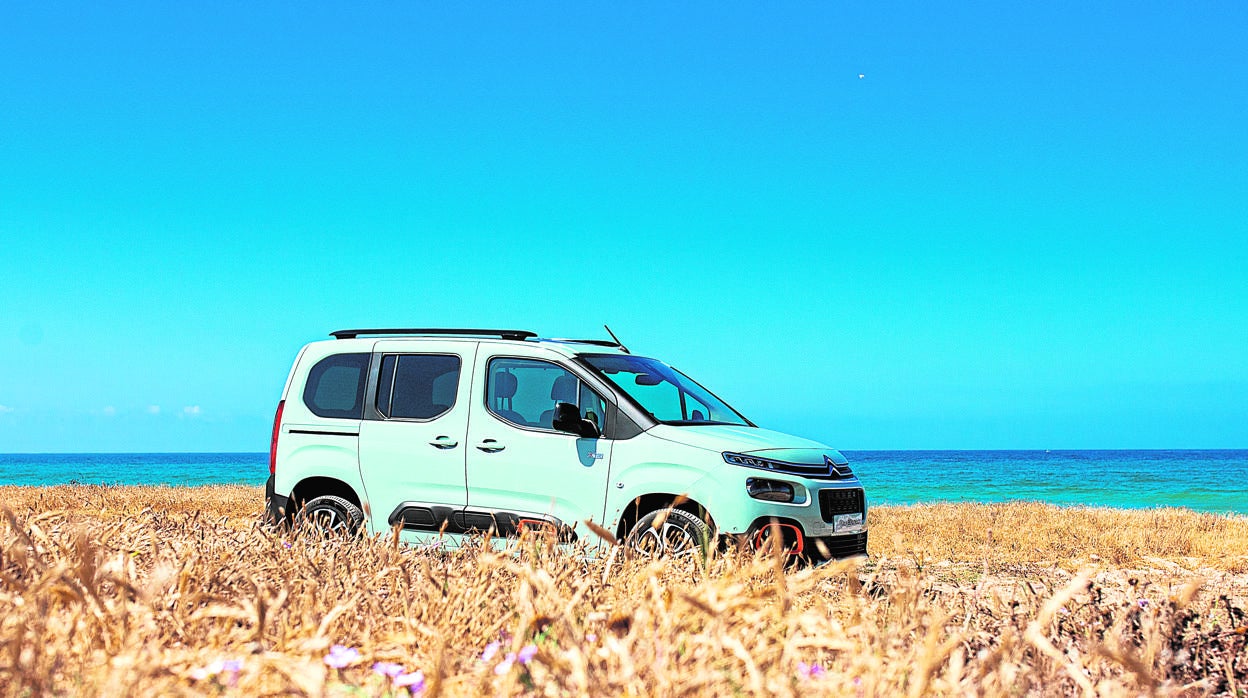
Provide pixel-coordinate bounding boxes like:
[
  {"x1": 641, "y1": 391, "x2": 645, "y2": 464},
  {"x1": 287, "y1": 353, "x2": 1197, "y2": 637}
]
[{"x1": 269, "y1": 400, "x2": 285, "y2": 475}]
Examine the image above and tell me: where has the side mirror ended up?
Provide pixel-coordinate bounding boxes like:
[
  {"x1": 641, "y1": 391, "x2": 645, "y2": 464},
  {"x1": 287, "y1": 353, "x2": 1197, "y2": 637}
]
[{"x1": 552, "y1": 402, "x2": 600, "y2": 438}]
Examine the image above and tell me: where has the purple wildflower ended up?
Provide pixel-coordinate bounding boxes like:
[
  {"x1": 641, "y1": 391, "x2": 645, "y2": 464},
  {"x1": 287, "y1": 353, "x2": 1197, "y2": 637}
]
[
  {"x1": 494, "y1": 653, "x2": 517, "y2": 675},
  {"x1": 517, "y1": 644, "x2": 538, "y2": 665},
  {"x1": 393, "y1": 670, "x2": 426, "y2": 694},
  {"x1": 373, "y1": 662, "x2": 405, "y2": 677},
  {"x1": 797, "y1": 661, "x2": 826, "y2": 679},
  {"x1": 220, "y1": 659, "x2": 243, "y2": 686},
  {"x1": 585, "y1": 633, "x2": 598, "y2": 643},
  {"x1": 1138, "y1": 598, "x2": 1149, "y2": 609},
  {"x1": 324, "y1": 644, "x2": 361, "y2": 669},
  {"x1": 190, "y1": 658, "x2": 242, "y2": 684},
  {"x1": 481, "y1": 641, "x2": 502, "y2": 662}
]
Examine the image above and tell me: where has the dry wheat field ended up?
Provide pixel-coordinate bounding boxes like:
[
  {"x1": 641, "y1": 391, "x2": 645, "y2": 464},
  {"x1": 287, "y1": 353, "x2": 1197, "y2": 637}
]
[{"x1": 1, "y1": 485, "x2": 1246, "y2": 696}]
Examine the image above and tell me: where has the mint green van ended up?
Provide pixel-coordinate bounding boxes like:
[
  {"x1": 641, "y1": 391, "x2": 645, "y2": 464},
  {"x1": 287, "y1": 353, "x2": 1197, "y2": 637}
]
[{"x1": 266, "y1": 329, "x2": 867, "y2": 561}]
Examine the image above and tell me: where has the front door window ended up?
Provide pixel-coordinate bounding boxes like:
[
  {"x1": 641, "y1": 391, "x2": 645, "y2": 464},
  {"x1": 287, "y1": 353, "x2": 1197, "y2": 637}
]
[{"x1": 486, "y1": 358, "x2": 605, "y2": 431}]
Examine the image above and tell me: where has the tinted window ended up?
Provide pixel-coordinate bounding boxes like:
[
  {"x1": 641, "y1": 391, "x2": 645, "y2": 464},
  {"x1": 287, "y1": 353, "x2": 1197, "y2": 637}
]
[
  {"x1": 487, "y1": 357, "x2": 604, "y2": 430},
  {"x1": 303, "y1": 353, "x2": 370, "y2": 419},
  {"x1": 376, "y1": 354, "x2": 461, "y2": 420}
]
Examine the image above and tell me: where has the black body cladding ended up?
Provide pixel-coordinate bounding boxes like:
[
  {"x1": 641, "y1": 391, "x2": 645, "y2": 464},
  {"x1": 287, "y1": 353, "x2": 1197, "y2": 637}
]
[{"x1": 387, "y1": 504, "x2": 578, "y2": 542}]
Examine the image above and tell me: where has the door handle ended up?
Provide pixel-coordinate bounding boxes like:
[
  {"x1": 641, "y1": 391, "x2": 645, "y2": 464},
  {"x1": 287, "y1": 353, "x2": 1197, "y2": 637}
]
[
  {"x1": 429, "y1": 436, "x2": 459, "y2": 449},
  {"x1": 476, "y1": 439, "x2": 505, "y2": 453}
]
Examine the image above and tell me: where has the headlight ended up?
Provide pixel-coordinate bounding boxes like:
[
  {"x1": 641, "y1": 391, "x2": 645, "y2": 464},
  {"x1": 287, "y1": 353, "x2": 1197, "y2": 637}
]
[
  {"x1": 746, "y1": 477, "x2": 795, "y2": 503},
  {"x1": 724, "y1": 451, "x2": 854, "y2": 480},
  {"x1": 724, "y1": 452, "x2": 775, "y2": 469}
]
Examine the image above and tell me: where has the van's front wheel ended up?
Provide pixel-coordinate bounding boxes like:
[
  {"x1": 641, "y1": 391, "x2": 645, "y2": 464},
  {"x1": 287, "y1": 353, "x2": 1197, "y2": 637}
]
[
  {"x1": 625, "y1": 508, "x2": 711, "y2": 558},
  {"x1": 296, "y1": 495, "x2": 364, "y2": 536}
]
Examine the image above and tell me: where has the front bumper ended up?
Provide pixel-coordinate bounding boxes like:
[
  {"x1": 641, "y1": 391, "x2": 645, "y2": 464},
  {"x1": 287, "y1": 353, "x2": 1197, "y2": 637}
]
[
  {"x1": 703, "y1": 468, "x2": 868, "y2": 560},
  {"x1": 265, "y1": 474, "x2": 290, "y2": 525},
  {"x1": 744, "y1": 517, "x2": 869, "y2": 561},
  {"x1": 712, "y1": 475, "x2": 867, "y2": 531}
]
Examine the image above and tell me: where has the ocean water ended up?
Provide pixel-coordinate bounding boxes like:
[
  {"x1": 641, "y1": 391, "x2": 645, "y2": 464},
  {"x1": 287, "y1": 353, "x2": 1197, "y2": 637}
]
[
  {"x1": 1, "y1": 450, "x2": 1245, "y2": 514},
  {"x1": 844, "y1": 450, "x2": 1248, "y2": 514},
  {"x1": 0, "y1": 453, "x2": 268, "y2": 488}
]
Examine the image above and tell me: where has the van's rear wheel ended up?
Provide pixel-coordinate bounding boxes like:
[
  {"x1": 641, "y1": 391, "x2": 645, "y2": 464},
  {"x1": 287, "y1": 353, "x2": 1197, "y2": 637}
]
[
  {"x1": 297, "y1": 495, "x2": 364, "y2": 536},
  {"x1": 625, "y1": 508, "x2": 711, "y2": 558}
]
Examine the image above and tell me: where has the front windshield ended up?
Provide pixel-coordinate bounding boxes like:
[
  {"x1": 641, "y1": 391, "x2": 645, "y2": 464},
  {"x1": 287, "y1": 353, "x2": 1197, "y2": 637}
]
[{"x1": 582, "y1": 355, "x2": 750, "y2": 426}]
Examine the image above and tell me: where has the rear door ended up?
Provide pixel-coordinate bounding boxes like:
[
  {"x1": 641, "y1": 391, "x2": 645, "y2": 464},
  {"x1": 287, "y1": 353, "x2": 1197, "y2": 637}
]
[
  {"x1": 464, "y1": 346, "x2": 613, "y2": 540},
  {"x1": 276, "y1": 350, "x2": 369, "y2": 505},
  {"x1": 357, "y1": 340, "x2": 477, "y2": 538}
]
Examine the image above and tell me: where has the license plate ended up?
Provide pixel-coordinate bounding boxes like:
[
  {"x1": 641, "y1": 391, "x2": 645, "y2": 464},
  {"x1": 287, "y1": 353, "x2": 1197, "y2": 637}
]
[{"x1": 833, "y1": 512, "x2": 863, "y2": 531}]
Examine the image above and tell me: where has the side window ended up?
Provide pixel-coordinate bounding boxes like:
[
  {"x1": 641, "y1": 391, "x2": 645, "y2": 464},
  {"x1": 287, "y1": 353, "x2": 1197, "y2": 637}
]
[
  {"x1": 303, "y1": 353, "x2": 370, "y2": 419},
  {"x1": 579, "y1": 382, "x2": 609, "y2": 431},
  {"x1": 375, "y1": 354, "x2": 461, "y2": 420},
  {"x1": 487, "y1": 358, "x2": 604, "y2": 431}
]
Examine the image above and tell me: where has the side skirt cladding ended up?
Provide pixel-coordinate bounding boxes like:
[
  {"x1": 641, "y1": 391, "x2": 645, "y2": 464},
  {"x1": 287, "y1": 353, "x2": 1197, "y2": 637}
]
[{"x1": 388, "y1": 503, "x2": 578, "y2": 543}]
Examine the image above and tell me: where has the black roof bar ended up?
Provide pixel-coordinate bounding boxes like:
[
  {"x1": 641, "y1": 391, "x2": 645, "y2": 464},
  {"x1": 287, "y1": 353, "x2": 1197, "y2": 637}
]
[{"x1": 331, "y1": 328, "x2": 537, "y2": 341}]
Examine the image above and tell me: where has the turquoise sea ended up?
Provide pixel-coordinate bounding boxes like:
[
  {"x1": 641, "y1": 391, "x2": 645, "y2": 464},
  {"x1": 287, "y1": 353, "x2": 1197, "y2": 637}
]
[{"x1": 0, "y1": 450, "x2": 1245, "y2": 514}]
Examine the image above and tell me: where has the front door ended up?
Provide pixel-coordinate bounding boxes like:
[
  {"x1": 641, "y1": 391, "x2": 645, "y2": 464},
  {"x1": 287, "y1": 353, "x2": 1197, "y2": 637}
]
[
  {"x1": 464, "y1": 352, "x2": 613, "y2": 541},
  {"x1": 357, "y1": 340, "x2": 477, "y2": 539}
]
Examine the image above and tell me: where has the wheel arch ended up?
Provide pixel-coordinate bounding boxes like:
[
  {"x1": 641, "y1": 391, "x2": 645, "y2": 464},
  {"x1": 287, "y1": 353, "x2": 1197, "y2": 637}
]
[
  {"x1": 288, "y1": 477, "x2": 362, "y2": 519},
  {"x1": 614, "y1": 492, "x2": 715, "y2": 542}
]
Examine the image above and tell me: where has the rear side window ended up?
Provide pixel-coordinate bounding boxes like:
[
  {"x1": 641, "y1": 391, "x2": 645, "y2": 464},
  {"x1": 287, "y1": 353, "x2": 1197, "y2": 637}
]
[
  {"x1": 303, "y1": 353, "x2": 370, "y2": 419},
  {"x1": 376, "y1": 354, "x2": 461, "y2": 420}
]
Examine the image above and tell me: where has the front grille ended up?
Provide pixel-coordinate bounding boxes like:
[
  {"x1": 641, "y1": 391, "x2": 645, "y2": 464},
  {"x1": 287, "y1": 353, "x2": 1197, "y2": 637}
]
[
  {"x1": 724, "y1": 452, "x2": 855, "y2": 480},
  {"x1": 819, "y1": 488, "x2": 865, "y2": 522},
  {"x1": 809, "y1": 531, "x2": 868, "y2": 559}
]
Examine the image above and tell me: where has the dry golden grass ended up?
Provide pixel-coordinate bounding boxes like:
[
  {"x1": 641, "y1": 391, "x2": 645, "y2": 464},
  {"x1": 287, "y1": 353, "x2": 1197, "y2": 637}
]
[
  {"x1": 870, "y1": 501, "x2": 1248, "y2": 572},
  {"x1": 2, "y1": 485, "x2": 1246, "y2": 696}
]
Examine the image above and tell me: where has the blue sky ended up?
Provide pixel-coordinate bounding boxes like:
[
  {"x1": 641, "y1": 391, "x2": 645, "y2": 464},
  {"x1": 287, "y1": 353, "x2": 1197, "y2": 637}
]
[{"x1": 1, "y1": 2, "x2": 1244, "y2": 452}]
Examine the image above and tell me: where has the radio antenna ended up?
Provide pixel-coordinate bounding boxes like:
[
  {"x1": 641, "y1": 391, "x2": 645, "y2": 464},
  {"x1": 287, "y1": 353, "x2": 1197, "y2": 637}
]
[{"x1": 603, "y1": 324, "x2": 630, "y2": 354}]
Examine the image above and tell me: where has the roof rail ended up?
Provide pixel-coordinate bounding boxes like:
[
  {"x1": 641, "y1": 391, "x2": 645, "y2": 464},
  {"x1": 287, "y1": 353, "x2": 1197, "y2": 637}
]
[{"x1": 330, "y1": 328, "x2": 537, "y2": 341}]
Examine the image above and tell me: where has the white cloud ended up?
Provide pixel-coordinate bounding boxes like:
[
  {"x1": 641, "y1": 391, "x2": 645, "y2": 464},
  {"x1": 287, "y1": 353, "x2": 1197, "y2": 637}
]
[
  {"x1": 182, "y1": 405, "x2": 202, "y2": 418},
  {"x1": 102, "y1": 406, "x2": 117, "y2": 417},
  {"x1": 147, "y1": 405, "x2": 161, "y2": 415},
  {"x1": 0, "y1": 405, "x2": 13, "y2": 414}
]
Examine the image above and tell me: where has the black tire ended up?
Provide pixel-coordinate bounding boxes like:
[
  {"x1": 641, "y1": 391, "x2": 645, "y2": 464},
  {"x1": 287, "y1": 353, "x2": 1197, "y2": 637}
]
[
  {"x1": 296, "y1": 495, "x2": 364, "y2": 536},
  {"x1": 624, "y1": 508, "x2": 712, "y2": 559}
]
